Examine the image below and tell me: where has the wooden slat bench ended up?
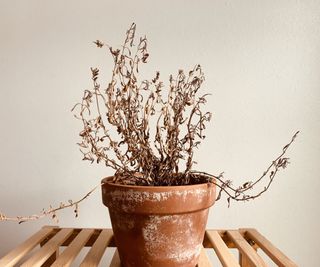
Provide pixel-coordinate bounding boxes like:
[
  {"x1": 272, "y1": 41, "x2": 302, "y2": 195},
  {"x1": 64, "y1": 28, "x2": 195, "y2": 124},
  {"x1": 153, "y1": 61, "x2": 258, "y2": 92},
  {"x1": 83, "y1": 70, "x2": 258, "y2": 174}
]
[{"x1": 0, "y1": 226, "x2": 297, "y2": 267}]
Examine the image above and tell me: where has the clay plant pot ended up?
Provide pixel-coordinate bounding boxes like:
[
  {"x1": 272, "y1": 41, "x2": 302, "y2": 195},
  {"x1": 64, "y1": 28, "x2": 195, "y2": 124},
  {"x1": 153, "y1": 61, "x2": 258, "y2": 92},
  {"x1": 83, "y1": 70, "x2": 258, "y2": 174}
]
[{"x1": 101, "y1": 176, "x2": 216, "y2": 267}]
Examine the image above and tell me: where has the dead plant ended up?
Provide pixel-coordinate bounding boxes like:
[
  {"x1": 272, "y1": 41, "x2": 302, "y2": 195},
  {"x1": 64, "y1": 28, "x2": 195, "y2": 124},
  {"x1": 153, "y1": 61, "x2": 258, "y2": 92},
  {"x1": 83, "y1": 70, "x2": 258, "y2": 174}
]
[{"x1": 0, "y1": 23, "x2": 299, "y2": 223}]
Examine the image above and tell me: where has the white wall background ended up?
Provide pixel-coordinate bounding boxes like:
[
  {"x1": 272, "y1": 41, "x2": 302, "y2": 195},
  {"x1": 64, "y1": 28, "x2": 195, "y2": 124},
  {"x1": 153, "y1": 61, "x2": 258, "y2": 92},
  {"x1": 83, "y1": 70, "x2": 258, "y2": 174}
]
[{"x1": 0, "y1": 0, "x2": 319, "y2": 266}]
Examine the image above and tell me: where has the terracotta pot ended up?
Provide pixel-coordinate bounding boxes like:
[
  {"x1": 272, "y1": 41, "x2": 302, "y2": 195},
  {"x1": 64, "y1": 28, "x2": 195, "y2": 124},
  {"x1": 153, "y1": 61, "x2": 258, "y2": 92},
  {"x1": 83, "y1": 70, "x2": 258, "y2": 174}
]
[{"x1": 101, "y1": 176, "x2": 216, "y2": 267}]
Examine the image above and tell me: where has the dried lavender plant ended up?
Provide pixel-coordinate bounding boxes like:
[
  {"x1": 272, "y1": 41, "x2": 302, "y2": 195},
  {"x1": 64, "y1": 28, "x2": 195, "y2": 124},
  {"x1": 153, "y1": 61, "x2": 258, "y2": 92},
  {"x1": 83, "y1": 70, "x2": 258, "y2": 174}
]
[
  {"x1": 0, "y1": 24, "x2": 299, "y2": 224},
  {"x1": 72, "y1": 23, "x2": 298, "y2": 194},
  {"x1": 72, "y1": 23, "x2": 213, "y2": 186}
]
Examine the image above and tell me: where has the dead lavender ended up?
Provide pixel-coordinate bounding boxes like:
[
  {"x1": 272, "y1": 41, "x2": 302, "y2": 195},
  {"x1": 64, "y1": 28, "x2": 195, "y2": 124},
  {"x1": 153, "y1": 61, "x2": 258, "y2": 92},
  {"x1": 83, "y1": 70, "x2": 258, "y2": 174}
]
[
  {"x1": 0, "y1": 24, "x2": 299, "y2": 224},
  {"x1": 71, "y1": 24, "x2": 298, "y2": 202},
  {"x1": 72, "y1": 23, "x2": 212, "y2": 186}
]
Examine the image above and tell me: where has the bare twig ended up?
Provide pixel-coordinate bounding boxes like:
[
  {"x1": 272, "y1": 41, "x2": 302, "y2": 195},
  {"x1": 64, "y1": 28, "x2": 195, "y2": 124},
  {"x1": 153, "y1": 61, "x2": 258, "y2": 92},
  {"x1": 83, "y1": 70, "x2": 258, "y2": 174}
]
[
  {"x1": 190, "y1": 131, "x2": 299, "y2": 206},
  {"x1": 0, "y1": 131, "x2": 298, "y2": 223},
  {"x1": 0, "y1": 184, "x2": 100, "y2": 224}
]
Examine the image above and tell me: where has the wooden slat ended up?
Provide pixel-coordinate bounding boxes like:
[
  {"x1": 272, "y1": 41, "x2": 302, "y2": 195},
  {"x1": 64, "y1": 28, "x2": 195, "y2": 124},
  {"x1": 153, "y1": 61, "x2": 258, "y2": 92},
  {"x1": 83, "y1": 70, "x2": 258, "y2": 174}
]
[
  {"x1": 110, "y1": 247, "x2": 212, "y2": 267},
  {"x1": 206, "y1": 230, "x2": 240, "y2": 267},
  {"x1": 51, "y1": 229, "x2": 94, "y2": 267},
  {"x1": 80, "y1": 229, "x2": 113, "y2": 267},
  {"x1": 245, "y1": 228, "x2": 298, "y2": 267},
  {"x1": 0, "y1": 227, "x2": 53, "y2": 266},
  {"x1": 239, "y1": 250, "x2": 256, "y2": 267},
  {"x1": 226, "y1": 230, "x2": 267, "y2": 267},
  {"x1": 197, "y1": 246, "x2": 212, "y2": 267},
  {"x1": 0, "y1": 227, "x2": 298, "y2": 267},
  {"x1": 110, "y1": 246, "x2": 212, "y2": 267},
  {"x1": 41, "y1": 250, "x2": 58, "y2": 267},
  {"x1": 110, "y1": 249, "x2": 121, "y2": 267},
  {"x1": 40, "y1": 227, "x2": 60, "y2": 267},
  {"x1": 21, "y1": 228, "x2": 73, "y2": 267}
]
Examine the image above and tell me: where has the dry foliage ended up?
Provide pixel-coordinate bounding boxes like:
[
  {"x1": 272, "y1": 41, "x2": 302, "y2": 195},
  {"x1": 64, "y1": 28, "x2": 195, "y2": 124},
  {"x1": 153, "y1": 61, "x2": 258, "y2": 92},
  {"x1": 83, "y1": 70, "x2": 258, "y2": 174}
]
[
  {"x1": 0, "y1": 24, "x2": 299, "y2": 223},
  {"x1": 72, "y1": 23, "x2": 212, "y2": 186},
  {"x1": 72, "y1": 23, "x2": 298, "y2": 201}
]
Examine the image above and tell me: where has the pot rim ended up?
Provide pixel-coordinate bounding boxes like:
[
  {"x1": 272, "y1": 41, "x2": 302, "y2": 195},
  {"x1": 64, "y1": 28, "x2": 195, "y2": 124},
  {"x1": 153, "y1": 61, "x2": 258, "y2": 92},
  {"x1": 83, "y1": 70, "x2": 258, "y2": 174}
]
[
  {"x1": 101, "y1": 176, "x2": 215, "y2": 190},
  {"x1": 101, "y1": 175, "x2": 216, "y2": 214}
]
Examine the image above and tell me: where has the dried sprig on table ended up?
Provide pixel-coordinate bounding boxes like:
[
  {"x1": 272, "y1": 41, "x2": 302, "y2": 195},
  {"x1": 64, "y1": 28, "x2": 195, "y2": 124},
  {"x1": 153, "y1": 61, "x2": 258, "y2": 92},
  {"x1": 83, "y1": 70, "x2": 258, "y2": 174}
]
[{"x1": 0, "y1": 23, "x2": 299, "y2": 223}]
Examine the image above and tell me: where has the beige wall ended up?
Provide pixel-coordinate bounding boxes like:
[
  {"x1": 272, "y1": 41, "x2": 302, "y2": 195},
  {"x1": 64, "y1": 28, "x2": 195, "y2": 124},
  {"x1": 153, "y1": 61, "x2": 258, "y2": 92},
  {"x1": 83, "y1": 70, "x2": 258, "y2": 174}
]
[{"x1": 0, "y1": 0, "x2": 319, "y2": 265}]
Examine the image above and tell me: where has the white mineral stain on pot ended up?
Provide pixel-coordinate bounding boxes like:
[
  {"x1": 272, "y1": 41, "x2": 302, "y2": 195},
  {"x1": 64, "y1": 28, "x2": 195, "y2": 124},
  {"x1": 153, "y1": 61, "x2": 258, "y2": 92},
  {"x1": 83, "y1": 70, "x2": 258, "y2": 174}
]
[
  {"x1": 107, "y1": 187, "x2": 210, "y2": 213},
  {"x1": 109, "y1": 188, "x2": 209, "y2": 203},
  {"x1": 142, "y1": 214, "x2": 201, "y2": 264}
]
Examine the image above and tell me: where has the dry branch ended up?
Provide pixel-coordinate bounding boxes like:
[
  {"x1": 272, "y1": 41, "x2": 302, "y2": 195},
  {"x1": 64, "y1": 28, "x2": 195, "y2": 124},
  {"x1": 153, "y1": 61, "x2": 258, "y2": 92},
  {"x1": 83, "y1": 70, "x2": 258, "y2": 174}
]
[{"x1": 0, "y1": 24, "x2": 299, "y2": 223}]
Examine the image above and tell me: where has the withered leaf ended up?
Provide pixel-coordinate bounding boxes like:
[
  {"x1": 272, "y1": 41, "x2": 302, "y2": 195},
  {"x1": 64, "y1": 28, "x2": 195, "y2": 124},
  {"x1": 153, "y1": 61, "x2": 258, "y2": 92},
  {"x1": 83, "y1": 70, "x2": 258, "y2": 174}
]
[{"x1": 93, "y1": 40, "x2": 104, "y2": 48}]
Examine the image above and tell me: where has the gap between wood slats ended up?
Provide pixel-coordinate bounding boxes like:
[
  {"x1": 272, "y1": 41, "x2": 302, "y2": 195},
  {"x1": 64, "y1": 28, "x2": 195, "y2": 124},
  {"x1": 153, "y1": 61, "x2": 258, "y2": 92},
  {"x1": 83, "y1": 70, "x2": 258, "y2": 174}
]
[
  {"x1": 244, "y1": 228, "x2": 298, "y2": 267},
  {"x1": 206, "y1": 230, "x2": 240, "y2": 267},
  {"x1": 20, "y1": 228, "x2": 74, "y2": 267},
  {"x1": 51, "y1": 229, "x2": 95, "y2": 267},
  {"x1": 40, "y1": 226, "x2": 114, "y2": 247},
  {"x1": 0, "y1": 227, "x2": 54, "y2": 266},
  {"x1": 226, "y1": 230, "x2": 267, "y2": 267},
  {"x1": 79, "y1": 229, "x2": 113, "y2": 267}
]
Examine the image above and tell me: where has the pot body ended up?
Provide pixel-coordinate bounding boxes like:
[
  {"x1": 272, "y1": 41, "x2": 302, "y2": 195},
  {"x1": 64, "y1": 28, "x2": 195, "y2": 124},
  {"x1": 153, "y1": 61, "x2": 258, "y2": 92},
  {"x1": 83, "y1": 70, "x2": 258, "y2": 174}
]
[{"x1": 101, "y1": 177, "x2": 216, "y2": 267}]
